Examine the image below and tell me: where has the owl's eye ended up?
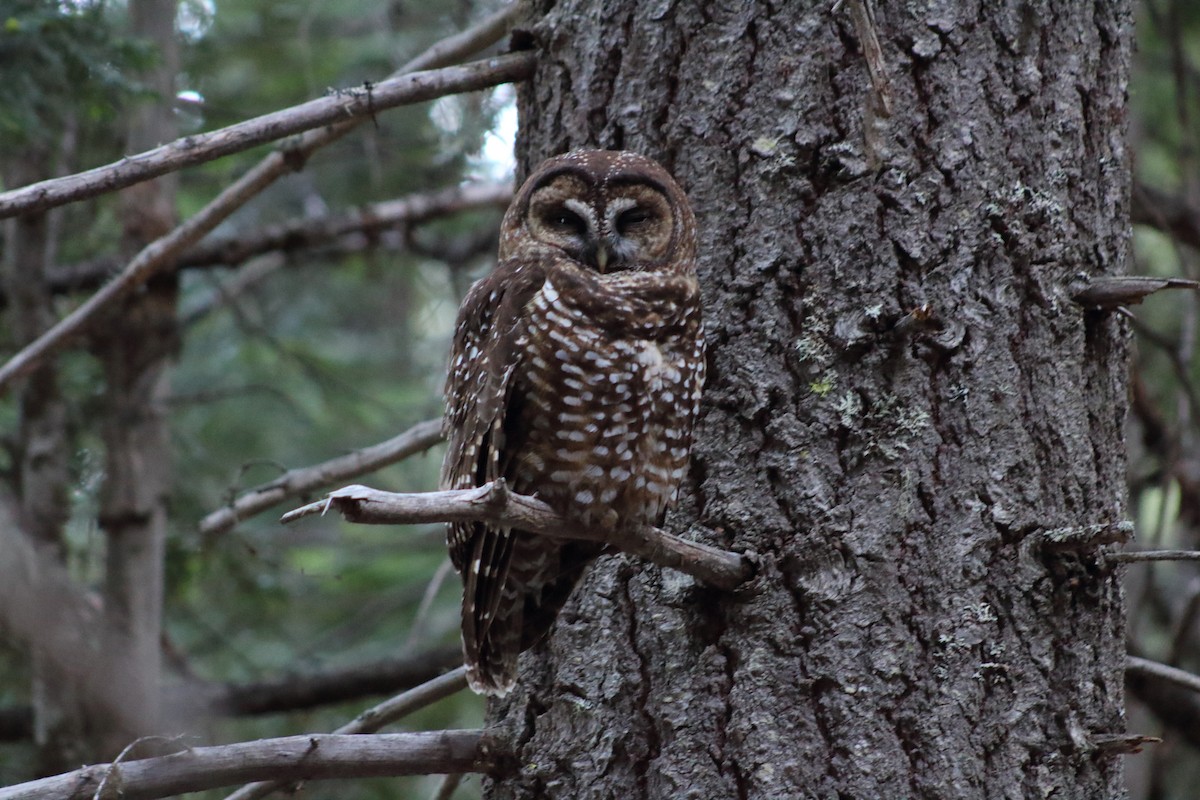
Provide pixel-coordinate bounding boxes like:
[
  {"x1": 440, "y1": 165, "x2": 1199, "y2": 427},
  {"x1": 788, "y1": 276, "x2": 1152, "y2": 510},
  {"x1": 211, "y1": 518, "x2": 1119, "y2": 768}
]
[
  {"x1": 546, "y1": 207, "x2": 587, "y2": 236},
  {"x1": 616, "y1": 207, "x2": 654, "y2": 233}
]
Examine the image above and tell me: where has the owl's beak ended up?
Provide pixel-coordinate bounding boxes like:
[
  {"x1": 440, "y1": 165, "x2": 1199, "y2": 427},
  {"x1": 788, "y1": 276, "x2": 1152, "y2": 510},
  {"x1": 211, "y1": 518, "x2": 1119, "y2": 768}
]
[{"x1": 595, "y1": 245, "x2": 610, "y2": 273}]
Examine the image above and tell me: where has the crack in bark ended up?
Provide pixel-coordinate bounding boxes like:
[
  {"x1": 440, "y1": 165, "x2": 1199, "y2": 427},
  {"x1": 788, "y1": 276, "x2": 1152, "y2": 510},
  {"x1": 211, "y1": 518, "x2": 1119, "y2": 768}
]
[{"x1": 620, "y1": 566, "x2": 659, "y2": 799}]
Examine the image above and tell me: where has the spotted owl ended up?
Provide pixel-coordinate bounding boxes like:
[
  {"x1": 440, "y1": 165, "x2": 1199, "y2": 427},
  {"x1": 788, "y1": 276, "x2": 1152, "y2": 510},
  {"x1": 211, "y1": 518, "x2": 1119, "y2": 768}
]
[{"x1": 440, "y1": 150, "x2": 704, "y2": 695}]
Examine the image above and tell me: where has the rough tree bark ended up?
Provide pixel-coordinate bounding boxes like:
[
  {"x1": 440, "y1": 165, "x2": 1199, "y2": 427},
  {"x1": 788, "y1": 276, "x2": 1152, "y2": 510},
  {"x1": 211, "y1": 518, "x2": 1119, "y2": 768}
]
[{"x1": 490, "y1": 1, "x2": 1132, "y2": 798}]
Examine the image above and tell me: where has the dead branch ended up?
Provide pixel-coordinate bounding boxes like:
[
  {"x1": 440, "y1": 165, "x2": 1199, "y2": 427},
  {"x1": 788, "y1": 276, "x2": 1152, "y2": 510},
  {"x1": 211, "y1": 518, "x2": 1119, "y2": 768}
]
[
  {"x1": 0, "y1": 645, "x2": 463, "y2": 743},
  {"x1": 1127, "y1": 655, "x2": 1200, "y2": 696},
  {"x1": 1126, "y1": 654, "x2": 1200, "y2": 750},
  {"x1": 176, "y1": 644, "x2": 462, "y2": 718},
  {"x1": 200, "y1": 418, "x2": 444, "y2": 536},
  {"x1": 1071, "y1": 275, "x2": 1200, "y2": 310},
  {"x1": 1109, "y1": 549, "x2": 1200, "y2": 563},
  {"x1": 223, "y1": 667, "x2": 470, "y2": 800},
  {"x1": 0, "y1": 56, "x2": 532, "y2": 221},
  {"x1": 283, "y1": 482, "x2": 754, "y2": 591},
  {"x1": 1036, "y1": 520, "x2": 1134, "y2": 552},
  {"x1": 0, "y1": 6, "x2": 525, "y2": 395},
  {"x1": 0, "y1": 730, "x2": 492, "y2": 800},
  {"x1": 1133, "y1": 180, "x2": 1200, "y2": 250},
  {"x1": 49, "y1": 182, "x2": 511, "y2": 291}
]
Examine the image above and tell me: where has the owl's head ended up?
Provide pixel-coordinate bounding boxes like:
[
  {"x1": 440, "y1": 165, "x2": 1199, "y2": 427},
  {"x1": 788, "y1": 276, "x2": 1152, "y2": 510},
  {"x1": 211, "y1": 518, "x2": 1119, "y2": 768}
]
[{"x1": 499, "y1": 150, "x2": 697, "y2": 272}]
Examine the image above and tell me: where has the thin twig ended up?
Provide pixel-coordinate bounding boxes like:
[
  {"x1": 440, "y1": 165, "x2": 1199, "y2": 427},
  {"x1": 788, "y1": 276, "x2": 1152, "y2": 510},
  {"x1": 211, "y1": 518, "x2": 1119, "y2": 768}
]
[
  {"x1": 845, "y1": 0, "x2": 893, "y2": 116},
  {"x1": 0, "y1": 731, "x2": 490, "y2": 800},
  {"x1": 284, "y1": 482, "x2": 754, "y2": 591},
  {"x1": 431, "y1": 773, "x2": 463, "y2": 800},
  {"x1": 0, "y1": 58, "x2": 530, "y2": 221},
  {"x1": 222, "y1": 668, "x2": 470, "y2": 800},
  {"x1": 0, "y1": 4, "x2": 527, "y2": 395},
  {"x1": 405, "y1": 559, "x2": 456, "y2": 651},
  {"x1": 200, "y1": 418, "x2": 444, "y2": 536},
  {"x1": 1127, "y1": 655, "x2": 1200, "y2": 695}
]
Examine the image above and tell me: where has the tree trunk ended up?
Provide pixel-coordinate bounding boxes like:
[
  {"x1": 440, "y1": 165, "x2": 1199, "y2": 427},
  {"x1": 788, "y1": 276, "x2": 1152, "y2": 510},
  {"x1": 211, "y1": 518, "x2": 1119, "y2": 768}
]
[
  {"x1": 491, "y1": 1, "x2": 1132, "y2": 797},
  {"x1": 2, "y1": 148, "x2": 84, "y2": 776},
  {"x1": 89, "y1": 0, "x2": 180, "y2": 758}
]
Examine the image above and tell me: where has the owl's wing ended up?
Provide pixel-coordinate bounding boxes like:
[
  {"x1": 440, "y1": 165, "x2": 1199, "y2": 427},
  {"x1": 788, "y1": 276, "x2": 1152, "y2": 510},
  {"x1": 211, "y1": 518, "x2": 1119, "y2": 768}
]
[{"x1": 440, "y1": 258, "x2": 547, "y2": 694}]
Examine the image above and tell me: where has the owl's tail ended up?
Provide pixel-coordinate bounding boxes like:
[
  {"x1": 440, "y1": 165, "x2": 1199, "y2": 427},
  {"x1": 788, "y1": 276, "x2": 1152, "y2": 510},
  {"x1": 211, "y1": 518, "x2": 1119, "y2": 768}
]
[{"x1": 461, "y1": 530, "x2": 602, "y2": 696}]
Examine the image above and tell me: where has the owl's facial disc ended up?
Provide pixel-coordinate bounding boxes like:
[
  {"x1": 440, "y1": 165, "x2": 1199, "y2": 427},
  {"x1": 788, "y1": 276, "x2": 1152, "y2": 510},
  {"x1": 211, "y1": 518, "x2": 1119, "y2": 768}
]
[{"x1": 526, "y1": 173, "x2": 675, "y2": 273}]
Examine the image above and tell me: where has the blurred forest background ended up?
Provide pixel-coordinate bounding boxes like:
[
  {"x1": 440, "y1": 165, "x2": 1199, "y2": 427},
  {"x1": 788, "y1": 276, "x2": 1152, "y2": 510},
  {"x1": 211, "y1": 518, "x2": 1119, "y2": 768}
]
[{"x1": 0, "y1": 0, "x2": 1197, "y2": 797}]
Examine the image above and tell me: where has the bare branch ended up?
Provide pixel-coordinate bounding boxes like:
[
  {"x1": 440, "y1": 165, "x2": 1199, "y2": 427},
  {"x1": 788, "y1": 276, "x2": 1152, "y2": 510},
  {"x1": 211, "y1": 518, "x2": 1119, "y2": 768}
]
[
  {"x1": 200, "y1": 418, "x2": 444, "y2": 536},
  {"x1": 1071, "y1": 275, "x2": 1200, "y2": 310},
  {"x1": 0, "y1": 646, "x2": 464, "y2": 743},
  {"x1": 0, "y1": 4, "x2": 526, "y2": 395},
  {"x1": 1126, "y1": 654, "x2": 1200, "y2": 750},
  {"x1": 397, "y1": 3, "x2": 522, "y2": 73},
  {"x1": 283, "y1": 482, "x2": 754, "y2": 591},
  {"x1": 0, "y1": 730, "x2": 493, "y2": 800},
  {"x1": 340, "y1": 667, "x2": 469, "y2": 735},
  {"x1": 0, "y1": 56, "x2": 532, "y2": 221},
  {"x1": 1127, "y1": 656, "x2": 1200, "y2": 696},
  {"x1": 51, "y1": 182, "x2": 511, "y2": 291},
  {"x1": 431, "y1": 773, "x2": 463, "y2": 800},
  {"x1": 1036, "y1": 520, "x2": 1134, "y2": 552},
  {"x1": 1132, "y1": 181, "x2": 1200, "y2": 250},
  {"x1": 176, "y1": 644, "x2": 463, "y2": 718},
  {"x1": 1109, "y1": 549, "x2": 1200, "y2": 563},
  {"x1": 223, "y1": 668, "x2": 470, "y2": 800}
]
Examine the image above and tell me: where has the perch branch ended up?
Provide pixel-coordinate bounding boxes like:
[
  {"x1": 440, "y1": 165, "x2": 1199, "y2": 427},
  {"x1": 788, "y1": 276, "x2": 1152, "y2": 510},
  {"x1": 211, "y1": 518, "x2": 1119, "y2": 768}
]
[
  {"x1": 200, "y1": 418, "x2": 444, "y2": 536},
  {"x1": 0, "y1": 6, "x2": 525, "y2": 395},
  {"x1": 283, "y1": 482, "x2": 754, "y2": 591},
  {"x1": 0, "y1": 56, "x2": 532, "y2": 220},
  {"x1": 223, "y1": 668, "x2": 470, "y2": 800},
  {"x1": 0, "y1": 731, "x2": 492, "y2": 800}
]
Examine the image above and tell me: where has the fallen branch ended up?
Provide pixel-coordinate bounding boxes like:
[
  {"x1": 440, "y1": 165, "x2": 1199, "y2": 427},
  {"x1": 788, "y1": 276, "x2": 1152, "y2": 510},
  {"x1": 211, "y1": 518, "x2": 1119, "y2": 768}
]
[
  {"x1": 283, "y1": 481, "x2": 754, "y2": 591},
  {"x1": 0, "y1": 5, "x2": 524, "y2": 395},
  {"x1": 224, "y1": 667, "x2": 470, "y2": 800},
  {"x1": 200, "y1": 418, "x2": 444, "y2": 536},
  {"x1": 0, "y1": 730, "x2": 492, "y2": 800},
  {"x1": 0, "y1": 57, "x2": 531, "y2": 221}
]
